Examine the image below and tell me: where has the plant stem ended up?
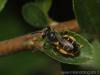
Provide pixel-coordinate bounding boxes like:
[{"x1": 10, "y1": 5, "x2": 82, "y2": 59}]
[
  {"x1": 49, "y1": 19, "x2": 79, "y2": 32},
  {"x1": 0, "y1": 32, "x2": 43, "y2": 55},
  {"x1": 0, "y1": 19, "x2": 79, "y2": 55}
]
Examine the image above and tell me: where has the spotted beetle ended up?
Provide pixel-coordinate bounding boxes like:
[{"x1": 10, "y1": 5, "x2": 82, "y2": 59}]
[{"x1": 42, "y1": 26, "x2": 82, "y2": 57}]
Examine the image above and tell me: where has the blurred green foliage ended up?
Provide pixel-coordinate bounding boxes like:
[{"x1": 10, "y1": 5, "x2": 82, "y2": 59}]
[
  {"x1": 92, "y1": 41, "x2": 100, "y2": 69},
  {"x1": 73, "y1": 0, "x2": 100, "y2": 40},
  {"x1": 73, "y1": 0, "x2": 100, "y2": 69},
  {"x1": 35, "y1": 0, "x2": 52, "y2": 14},
  {"x1": 22, "y1": 3, "x2": 48, "y2": 29},
  {"x1": 0, "y1": 0, "x2": 7, "y2": 12}
]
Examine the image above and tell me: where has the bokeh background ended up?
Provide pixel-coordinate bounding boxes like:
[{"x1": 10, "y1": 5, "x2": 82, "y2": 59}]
[{"x1": 0, "y1": 0, "x2": 99, "y2": 75}]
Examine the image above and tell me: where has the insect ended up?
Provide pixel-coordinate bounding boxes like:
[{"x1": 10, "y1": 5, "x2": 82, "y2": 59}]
[{"x1": 42, "y1": 26, "x2": 82, "y2": 57}]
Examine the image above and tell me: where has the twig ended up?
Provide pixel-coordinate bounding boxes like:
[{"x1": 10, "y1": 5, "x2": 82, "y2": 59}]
[
  {"x1": 0, "y1": 32, "x2": 43, "y2": 55},
  {"x1": 50, "y1": 19, "x2": 79, "y2": 32},
  {"x1": 0, "y1": 20, "x2": 79, "y2": 55}
]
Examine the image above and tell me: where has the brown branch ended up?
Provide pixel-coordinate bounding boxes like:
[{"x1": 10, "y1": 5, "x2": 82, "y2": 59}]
[
  {"x1": 49, "y1": 19, "x2": 80, "y2": 32},
  {"x1": 0, "y1": 20, "x2": 79, "y2": 55},
  {"x1": 0, "y1": 32, "x2": 43, "y2": 55}
]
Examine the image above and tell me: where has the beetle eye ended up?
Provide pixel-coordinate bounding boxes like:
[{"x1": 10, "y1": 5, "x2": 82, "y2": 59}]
[
  {"x1": 48, "y1": 32, "x2": 58, "y2": 41},
  {"x1": 50, "y1": 32, "x2": 56, "y2": 39},
  {"x1": 50, "y1": 33, "x2": 54, "y2": 37}
]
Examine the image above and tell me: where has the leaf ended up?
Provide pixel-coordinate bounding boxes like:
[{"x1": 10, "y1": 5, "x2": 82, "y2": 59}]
[
  {"x1": 22, "y1": 3, "x2": 48, "y2": 29},
  {"x1": 35, "y1": 0, "x2": 52, "y2": 14},
  {"x1": 0, "y1": 0, "x2": 7, "y2": 12},
  {"x1": 92, "y1": 40, "x2": 100, "y2": 69},
  {"x1": 35, "y1": 0, "x2": 56, "y2": 24},
  {"x1": 73, "y1": 0, "x2": 100, "y2": 39},
  {"x1": 41, "y1": 31, "x2": 94, "y2": 64}
]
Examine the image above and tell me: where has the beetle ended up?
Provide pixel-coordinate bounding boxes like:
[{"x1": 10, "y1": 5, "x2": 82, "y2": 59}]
[{"x1": 42, "y1": 26, "x2": 82, "y2": 57}]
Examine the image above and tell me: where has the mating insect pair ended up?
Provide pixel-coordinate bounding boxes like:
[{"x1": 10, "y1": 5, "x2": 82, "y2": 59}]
[{"x1": 42, "y1": 26, "x2": 82, "y2": 57}]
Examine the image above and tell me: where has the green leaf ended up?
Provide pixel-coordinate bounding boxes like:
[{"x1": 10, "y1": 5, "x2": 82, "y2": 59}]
[
  {"x1": 35, "y1": 0, "x2": 56, "y2": 24},
  {"x1": 92, "y1": 40, "x2": 100, "y2": 69},
  {"x1": 0, "y1": 0, "x2": 7, "y2": 12},
  {"x1": 41, "y1": 31, "x2": 93, "y2": 64},
  {"x1": 22, "y1": 3, "x2": 48, "y2": 29},
  {"x1": 35, "y1": 0, "x2": 52, "y2": 14},
  {"x1": 73, "y1": 0, "x2": 100, "y2": 39}
]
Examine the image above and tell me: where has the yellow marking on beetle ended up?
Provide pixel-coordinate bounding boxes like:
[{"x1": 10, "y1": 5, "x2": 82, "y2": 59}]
[
  {"x1": 54, "y1": 42, "x2": 59, "y2": 45},
  {"x1": 69, "y1": 36, "x2": 76, "y2": 41},
  {"x1": 63, "y1": 35, "x2": 68, "y2": 38},
  {"x1": 63, "y1": 35, "x2": 76, "y2": 44},
  {"x1": 59, "y1": 49, "x2": 67, "y2": 54}
]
